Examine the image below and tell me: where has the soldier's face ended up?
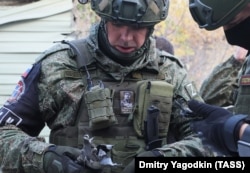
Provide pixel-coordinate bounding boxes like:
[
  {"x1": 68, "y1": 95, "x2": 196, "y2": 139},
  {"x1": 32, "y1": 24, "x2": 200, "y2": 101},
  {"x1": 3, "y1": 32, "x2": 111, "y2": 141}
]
[{"x1": 106, "y1": 21, "x2": 148, "y2": 54}]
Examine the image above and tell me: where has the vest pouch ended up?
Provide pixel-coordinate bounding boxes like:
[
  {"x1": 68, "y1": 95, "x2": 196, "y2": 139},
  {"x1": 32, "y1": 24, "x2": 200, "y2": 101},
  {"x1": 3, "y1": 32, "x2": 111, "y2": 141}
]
[
  {"x1": 84, "y1": 85, "x2": 118, "y2": 130},
  {"x1": 111, "y1": 138, "x2": 145, "y2": 172},
  {"x1": 133, "y1": 81, "x2": 173, "y2": 138}
]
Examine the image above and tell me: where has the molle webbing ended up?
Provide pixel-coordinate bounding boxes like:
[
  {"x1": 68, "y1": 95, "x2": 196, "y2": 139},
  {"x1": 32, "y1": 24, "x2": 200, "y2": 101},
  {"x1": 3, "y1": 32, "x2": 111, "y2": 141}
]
[
  {"x1": 49, "y1": 77, "x2": 172, "y2": 148},
  {"x1": 50, "y1": 79, "x2": 139, "y2": 147}
]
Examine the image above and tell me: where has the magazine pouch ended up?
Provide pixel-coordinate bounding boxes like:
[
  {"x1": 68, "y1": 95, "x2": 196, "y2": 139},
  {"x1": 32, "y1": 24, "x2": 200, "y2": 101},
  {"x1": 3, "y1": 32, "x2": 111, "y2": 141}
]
[{"x1": 84, "y1": 84, "x2": 118, "y2": 130}]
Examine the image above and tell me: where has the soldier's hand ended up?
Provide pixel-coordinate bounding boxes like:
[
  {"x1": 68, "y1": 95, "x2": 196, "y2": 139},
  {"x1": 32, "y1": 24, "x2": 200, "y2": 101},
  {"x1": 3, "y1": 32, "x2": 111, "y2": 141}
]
[
  {"x1": 188, "y1": 99, "x2": 247, "y2": 155},
  {"x1": 121, "y1": 150, "x2": 163, "y2": 173},
  {"x1": 43, "y1": 145, "x2": 84, "y2": 173}
]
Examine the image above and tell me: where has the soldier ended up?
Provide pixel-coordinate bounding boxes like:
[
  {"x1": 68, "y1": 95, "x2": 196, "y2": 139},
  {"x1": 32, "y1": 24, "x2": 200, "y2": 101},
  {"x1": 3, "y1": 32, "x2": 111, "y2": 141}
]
[
  {"x1": 0, "y1": 0, "x2": 215, "y2": 173},
  {"x1": 188, "y1": 0, "x2": 250, "y2": 156}
]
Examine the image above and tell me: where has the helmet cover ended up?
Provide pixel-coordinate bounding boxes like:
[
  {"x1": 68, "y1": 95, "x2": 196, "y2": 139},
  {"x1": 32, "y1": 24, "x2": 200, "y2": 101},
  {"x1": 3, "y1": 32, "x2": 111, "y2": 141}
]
[{"x1": 90, "y1": 0, "x2": 169, "y2": 27}]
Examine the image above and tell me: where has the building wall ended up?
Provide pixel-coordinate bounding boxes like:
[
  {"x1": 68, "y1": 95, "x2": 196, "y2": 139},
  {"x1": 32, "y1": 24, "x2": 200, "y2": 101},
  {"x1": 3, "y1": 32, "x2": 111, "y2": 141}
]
[{"x1": 0, "y1": 0, "x2": 74, "y2": 141}]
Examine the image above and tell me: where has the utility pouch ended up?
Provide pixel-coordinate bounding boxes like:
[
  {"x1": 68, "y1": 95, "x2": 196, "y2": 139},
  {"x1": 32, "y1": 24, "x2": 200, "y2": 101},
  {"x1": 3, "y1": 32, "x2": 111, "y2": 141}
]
[
  {"x1": 84, "y1": 85, "x2": 117, "y2": 130},
  {"x1": 133, "y1": 81, "x2": 173, "y2": 138},
  {"x1": 111, "y1": 139, "x2": 144, "y2": 170}
]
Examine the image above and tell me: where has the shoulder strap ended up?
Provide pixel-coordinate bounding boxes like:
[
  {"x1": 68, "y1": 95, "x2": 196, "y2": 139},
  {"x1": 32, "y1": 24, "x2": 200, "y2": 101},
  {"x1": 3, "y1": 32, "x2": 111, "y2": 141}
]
[
  {"x1": 35, "y1": 39, "x2": 93, "y2": 67},
  {"x1": 61, "y1": 39, "x2": 94, "y2": 70},
  {"x1": 62, "y1": 39, "x2": 97, "y2": 90}
]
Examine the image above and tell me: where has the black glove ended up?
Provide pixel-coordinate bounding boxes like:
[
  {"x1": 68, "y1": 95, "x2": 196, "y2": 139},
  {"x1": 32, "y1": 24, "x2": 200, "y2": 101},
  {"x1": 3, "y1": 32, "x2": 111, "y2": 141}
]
[
  {"x1": 188, "y1": 99, "x2": 247, "y2": 155},
  {"x1": 121, "y1": 150, "x2": 163, "y2": 173},
  {"x1": 43, "y1": 145, "x2": 84, "y2": 173}
]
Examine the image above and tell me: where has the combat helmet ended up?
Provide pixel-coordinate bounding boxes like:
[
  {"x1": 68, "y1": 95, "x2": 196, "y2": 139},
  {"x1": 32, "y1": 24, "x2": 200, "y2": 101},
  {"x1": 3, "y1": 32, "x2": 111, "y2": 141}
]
[
  {"x1": 189, "y1": 0, "x2": 250, "y2": 30},
  {"x1": 79, "y1": 0, "x2": 169, "y2": 27}
]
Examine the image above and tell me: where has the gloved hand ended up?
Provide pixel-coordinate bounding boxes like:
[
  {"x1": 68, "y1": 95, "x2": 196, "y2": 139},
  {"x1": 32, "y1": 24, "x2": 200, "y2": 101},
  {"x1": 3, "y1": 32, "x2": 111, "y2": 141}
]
[
  {"x1": 43, "y1": 145, "x2": 84, "y2": 173},
  {"x1": 121, "y1": 150, "x2": 163, "y2": 173},
  {"x1": 188, "y1": 99, "x2": 247, "y2": 155}
]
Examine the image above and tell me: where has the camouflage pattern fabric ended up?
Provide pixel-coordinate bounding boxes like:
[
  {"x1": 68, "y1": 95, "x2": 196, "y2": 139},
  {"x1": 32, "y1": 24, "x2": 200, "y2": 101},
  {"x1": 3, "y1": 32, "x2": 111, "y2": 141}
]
[
  {"x1": 0, "y1": 24, "x2": 216, "y2": 173},
  {"x1": 234, "y1": 55, "x2": 250, "y2": 114},
  {"x1": 200, "y1": 55, "x2": 243, "y2": 107}
]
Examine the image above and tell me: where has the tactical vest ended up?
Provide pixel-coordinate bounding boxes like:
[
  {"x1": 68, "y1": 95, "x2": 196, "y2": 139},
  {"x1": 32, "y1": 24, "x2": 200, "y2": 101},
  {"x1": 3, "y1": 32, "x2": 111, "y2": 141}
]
[{"x1": 40, "y1": 40, "x2": 175, "y2": 172}]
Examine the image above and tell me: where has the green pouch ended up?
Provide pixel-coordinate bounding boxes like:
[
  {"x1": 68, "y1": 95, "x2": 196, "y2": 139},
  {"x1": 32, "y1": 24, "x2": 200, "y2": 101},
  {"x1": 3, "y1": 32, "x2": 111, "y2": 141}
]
[
  {"x1": 111, "y1": 139, "x2": 144, "y2": 168},
  {"x1": 84, "y1": 85, "x2": 117, "y2": 130},
  {"x1": 133, "y1": 80, "x2": 173, "y2": 137}
]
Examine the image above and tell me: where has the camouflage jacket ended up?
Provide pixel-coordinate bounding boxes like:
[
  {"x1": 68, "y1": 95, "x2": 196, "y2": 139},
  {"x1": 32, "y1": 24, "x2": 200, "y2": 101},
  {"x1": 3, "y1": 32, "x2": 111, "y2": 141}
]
[
  {"x1": 200, "y1": 55, "x2": 244, "y2": 107},
  {"x1": 0, "y1": 23, "x2": 215, "y2": 173}
]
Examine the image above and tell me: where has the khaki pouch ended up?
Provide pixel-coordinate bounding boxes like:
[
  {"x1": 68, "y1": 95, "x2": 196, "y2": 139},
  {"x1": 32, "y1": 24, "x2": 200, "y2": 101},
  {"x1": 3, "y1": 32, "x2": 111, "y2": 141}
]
[
  {"x1": 133, "y1": 80, "x2": 174, "y2": 137},
  {"x1": 84, "y1": 85, "x2": 117, "y2": 130}
]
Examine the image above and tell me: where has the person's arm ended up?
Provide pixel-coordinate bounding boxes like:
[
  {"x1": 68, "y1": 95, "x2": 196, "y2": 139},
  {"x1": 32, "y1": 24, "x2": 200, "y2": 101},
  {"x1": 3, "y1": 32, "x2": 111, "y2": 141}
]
[
  {"x1": 188, "y1": 99, "x2": 250, "y2": 156},
  {"x1": 0, "y1": 61, "x2": 52, "y2": 172},
  {"x1": 200, "y1": 46, "x2": 247, "y2": 107},
  {"x1": 0, "y1": 46, "x2": 85, "y2": 172}
]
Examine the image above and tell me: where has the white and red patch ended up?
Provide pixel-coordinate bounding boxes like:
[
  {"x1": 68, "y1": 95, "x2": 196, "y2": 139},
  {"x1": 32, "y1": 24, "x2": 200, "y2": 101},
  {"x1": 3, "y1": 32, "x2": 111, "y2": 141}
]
[{"x1": 6, "y1": 67, "x2": 31, "y2": 104}]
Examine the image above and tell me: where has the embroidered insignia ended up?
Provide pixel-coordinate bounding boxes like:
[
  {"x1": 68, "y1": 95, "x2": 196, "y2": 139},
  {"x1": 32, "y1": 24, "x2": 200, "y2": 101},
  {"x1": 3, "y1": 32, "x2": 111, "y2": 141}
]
[
  {"x1": 120, "y1": 90, "x2": 134, "y2": 114},
  {"x1": 0, "y1": 107, "x2": 22, "y2": 126},
  {"x1": 6, "y1": 66, "x2": 32, "y2": 104},
  {"x1": 21, "y1": 66, "x2": 31, "y2": 78},
  {"x1": 7, "y1": 79, "x2": 25, "y2": 104},
  {"x1": 184, "y1": 82, "x2": 198, "y2": 98},
  {"x1": 240, "y1": 75, "x2": 250, "y2": 86}
]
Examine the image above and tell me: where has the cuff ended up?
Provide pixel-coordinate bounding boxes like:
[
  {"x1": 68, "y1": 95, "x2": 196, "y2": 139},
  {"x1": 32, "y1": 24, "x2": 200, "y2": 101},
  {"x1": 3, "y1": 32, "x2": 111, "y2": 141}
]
[{"x1": 223, "y1": 114, "x2": 247, "y2": 152}]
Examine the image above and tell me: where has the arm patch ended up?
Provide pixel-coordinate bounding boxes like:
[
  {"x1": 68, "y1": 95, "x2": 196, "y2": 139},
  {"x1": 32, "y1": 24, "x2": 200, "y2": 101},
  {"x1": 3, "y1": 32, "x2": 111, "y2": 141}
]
[{"x1": 184, "y1": 81, "x2": 199, "y2": 99}]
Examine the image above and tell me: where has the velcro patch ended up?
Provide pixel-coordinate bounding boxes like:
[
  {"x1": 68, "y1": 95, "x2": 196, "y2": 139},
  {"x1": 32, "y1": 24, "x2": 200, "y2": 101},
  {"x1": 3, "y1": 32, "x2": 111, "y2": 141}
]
[
  {"x1": 240, "y1": 75, "x2": 250, "y2": 86},
  {"x1": 0, "y1": 107, "x2": 22, "y2": 126},
  {"x1": 120, "y1": 90, "x2": 134, "y2": 114},
  {"x1": 7, "y1": 78, "x2": 25, "y2": 103},
  {"x1": 184, "y1": 82, "x2": 198, "y2": 99},
  {"x1": 21, "y1": 66, "x2": 32, "y2": 78},
  {"x1": 63, "y1": 70, "x2": 82, "y2": 78}
]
